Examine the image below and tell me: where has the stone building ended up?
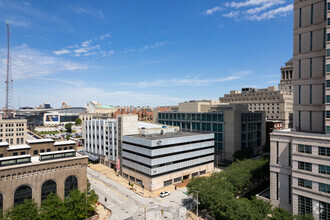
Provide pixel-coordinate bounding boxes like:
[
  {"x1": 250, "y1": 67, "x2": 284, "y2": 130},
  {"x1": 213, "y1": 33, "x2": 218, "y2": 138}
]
[
  {"x1": 269, "y1": 1, "x2": 330, "y2": 219},
  {"x1": 157, "y1": 101, "x2": 266, "y2": 162},
  {"x1": 0, "y1": 139, "x2": 87, "y2": 212},
  {"x1": 0, "y1": 116, "x2": 26, "y2": 145}
]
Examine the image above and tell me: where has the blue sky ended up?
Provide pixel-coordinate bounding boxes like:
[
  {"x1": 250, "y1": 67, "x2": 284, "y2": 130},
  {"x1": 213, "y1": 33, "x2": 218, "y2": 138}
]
[{"x1": 0, "y1": 0, "x2": 293, "y2": 108}]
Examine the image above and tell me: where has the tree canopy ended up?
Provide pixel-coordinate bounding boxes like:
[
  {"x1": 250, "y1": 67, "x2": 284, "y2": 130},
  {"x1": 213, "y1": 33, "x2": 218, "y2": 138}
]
[
  {"x1": 187, "y1": 158, "x2": 314, "y2": 220},
  {"x1": 2, "y1": 189, "x2": 98, "y2": 220}
]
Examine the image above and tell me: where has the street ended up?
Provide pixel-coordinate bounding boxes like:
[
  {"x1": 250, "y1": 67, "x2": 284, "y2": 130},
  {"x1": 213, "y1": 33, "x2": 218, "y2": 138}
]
[{"x1": 88, "y1": 168, "x2": 189, "y2": 220}]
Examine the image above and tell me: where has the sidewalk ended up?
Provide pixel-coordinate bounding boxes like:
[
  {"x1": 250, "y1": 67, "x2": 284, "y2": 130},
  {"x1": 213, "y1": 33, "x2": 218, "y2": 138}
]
[{"x1": 88, "y1": 163, "x2": 185, "y2": 198}]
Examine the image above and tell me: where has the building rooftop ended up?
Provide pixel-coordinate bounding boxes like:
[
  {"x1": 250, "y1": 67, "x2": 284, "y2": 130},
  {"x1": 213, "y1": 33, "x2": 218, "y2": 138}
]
[
  {"x1": 26, "y1": 139, "x2": 54, "y2": 144},
  {"x1": 0, "y1": 142, "x2": 9, "y2": 147},
  {"x1": 127, "y1": 131, "x2": 211, "y2": 140},
  {"x1": 7, "y1": 145, "x2": 31, "y2": 151},
  {"x1": 53, "y1": 140, "x2": 76, "y2": 146},
  {"x1": 138, "y1": 122, "x2": 163, "y2": 129}
]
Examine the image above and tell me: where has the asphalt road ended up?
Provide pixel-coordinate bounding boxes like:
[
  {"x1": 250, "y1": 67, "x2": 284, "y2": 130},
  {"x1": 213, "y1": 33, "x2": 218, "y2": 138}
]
[{"x1": 88, "y1": 168, "x2": 190, "y2": 220}]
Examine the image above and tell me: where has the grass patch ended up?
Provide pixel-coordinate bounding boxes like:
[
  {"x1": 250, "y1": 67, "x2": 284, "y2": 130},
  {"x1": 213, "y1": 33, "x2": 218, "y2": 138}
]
[{"x1": 37, "y1": 131, "x2": 60, "y2": 135}]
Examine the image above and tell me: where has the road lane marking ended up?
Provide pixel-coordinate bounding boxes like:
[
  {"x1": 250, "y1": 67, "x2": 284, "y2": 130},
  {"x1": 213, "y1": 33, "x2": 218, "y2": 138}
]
[
  {"x1": 88, "y1": 176, "x2": 128, "y2": 200},
  {"x1": 90, "y1": 179, "x2": 124, "y2": 204}
]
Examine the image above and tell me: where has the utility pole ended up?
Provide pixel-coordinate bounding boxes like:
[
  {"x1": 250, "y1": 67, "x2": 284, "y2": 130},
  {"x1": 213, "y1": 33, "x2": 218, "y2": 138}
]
[{"x1": 196, "y1": 191, "x2": 199, "y2": 220}]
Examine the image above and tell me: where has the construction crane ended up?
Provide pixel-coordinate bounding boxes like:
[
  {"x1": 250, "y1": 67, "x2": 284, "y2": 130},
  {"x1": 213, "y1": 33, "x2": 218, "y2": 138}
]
[{"x1": 5, "y1": 21, "x2": 14, "y2": 119}]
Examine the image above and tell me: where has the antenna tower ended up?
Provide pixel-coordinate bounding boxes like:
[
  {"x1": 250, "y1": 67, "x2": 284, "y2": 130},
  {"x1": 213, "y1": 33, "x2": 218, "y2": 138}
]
[{"x1": 5, "y1": 21, "x2": 14, "y2": 118}]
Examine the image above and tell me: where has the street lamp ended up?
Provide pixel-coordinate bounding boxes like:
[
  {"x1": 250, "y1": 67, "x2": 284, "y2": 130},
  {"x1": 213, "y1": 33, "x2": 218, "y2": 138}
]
[
  {"x1": 190, "y1": 190, "x2": 199, "y2": 220},
  {"x1": 144, "y1": 202, "x2": 153, "y2": 220}
]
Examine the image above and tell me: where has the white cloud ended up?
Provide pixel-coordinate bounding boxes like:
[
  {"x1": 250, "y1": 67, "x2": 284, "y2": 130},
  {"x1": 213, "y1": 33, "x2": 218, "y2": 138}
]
[
  {"x1": 248, "y1": 4, "x2": 293, "y2": 21},
  {"x1": 205, "y1": 7, "x2": 222, "y2": 15},
  {"x1": 53, "y1": 49, "x2": 71, "y2": 55},
  {"x1": 81, "y1": 40, "x2": 92, "y2": 47},
  {"x1": 74, "y1": 48, "x2": 88, "y2": 54},
  {"x1": 120, "y1": 73, "x2": 249, "y2": 88},
  {"x1": 207, "y1": 0, "x2": 292, "y2": 21},
  {"x1": 100, "y1": 34, "x2": 110, "y2": 40},
  {"x1": 74, "y1": 7, "x2": 105, "y2": 19},
  {"x1": 0, "y1": 44, "x2": 87, "y2": 80},
  {"x1": 225, "y1": 0, "x2": 275, "y2": 8}
]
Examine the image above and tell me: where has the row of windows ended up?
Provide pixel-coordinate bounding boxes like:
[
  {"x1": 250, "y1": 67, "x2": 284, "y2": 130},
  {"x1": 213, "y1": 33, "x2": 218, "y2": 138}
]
[
  {"x1": 298, "y1": 196, "x2": 329, "y2": 220},
  {"x1": 0, "y1": 123, "x2": 25, "y2": 128},
  {"x1": 158, "y1": 113, "x2": 224, "y2": 122},
  {"x1": 298, "y1": 161, "x2": 330, "y2": 175},
  {"x1": 222, "y1": 97, "x2": 281, "y2": 102},
  {"x1": 33, "y1": 147, "x2": 73, "y2": 155}
]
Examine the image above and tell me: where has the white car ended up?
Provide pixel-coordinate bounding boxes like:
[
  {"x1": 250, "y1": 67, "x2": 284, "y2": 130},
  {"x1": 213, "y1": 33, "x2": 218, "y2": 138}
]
[{"x1": 160, "y1": 191, "x2": 170, "y2": 198}]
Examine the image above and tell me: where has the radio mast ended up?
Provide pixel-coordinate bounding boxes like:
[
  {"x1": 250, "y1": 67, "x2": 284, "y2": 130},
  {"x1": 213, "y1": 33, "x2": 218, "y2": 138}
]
[{"x1": 5, "y1": 21, "x2": 14, "y2": 118}]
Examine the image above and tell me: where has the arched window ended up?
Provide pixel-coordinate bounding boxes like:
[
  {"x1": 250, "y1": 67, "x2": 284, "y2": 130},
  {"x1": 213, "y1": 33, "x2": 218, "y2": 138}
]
[
  {"x1": 14, "y1": 185, "x2": 32, "y2": 206},
  {"x1": 65, "y1": 176, "x2": 78, "y2": 197},
  {"x1": 0, "y1": 193, "x2": 3, "y2": 213},
  {"x1": 41, "y1": 180, "x2": 57, "y2": 201}
]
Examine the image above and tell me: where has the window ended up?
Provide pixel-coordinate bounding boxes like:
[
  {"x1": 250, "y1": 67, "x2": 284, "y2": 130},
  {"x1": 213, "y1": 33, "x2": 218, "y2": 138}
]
[
  {"x1": 299, "y1": 111, "x2": 301, "y2": 130},
  {"x1": 327, "y1": 80, "x2": 330, "y2": 88},
  {"x1": 299, "y1": 8, "x2": 302, "y2": 27},
  {"x1": 311, "y1": 4, "x2": 313, "y2": 24},
  {"x1": 288, "y1": 143, "x2": 291, "y2": 167},
  {"x1": 319, "y1": 147, "x2": 330, "y2": 156},
  {"x1": 298, "y1": 161, "x2": 312, "y2": 171},
  {"x1": 310, "y1": 85, "x2": 312, "y2": 104},
  {"x1": 310, "y1": 111, "x2": 312, "y2": 131},
  {"x1": 298, "y1": 178, "x2": 312, "y2": 189},
  {"x1": 298, "y1": 145, "x2": 312, "y2": 154},
  {"x1": 327, "y1": 126, "x2": 330, "y2": 134},
  {"x1": 65, "y1": 176, "x2": 78, "y2": 197},
  {"x1": 299, "y1": 34, "x2": 301, "y2": 53},
  {"x1": 288, "y1": 175, "x2": 292, "y2": 204},
  {"x1": 40, "y1": 149, "x2": 45, "y2": 153},
  {"x1": 299, "y1": 60, "x2": 301, "y2": 78},
  {"x1": 14, "y1": 185, "x2": 32, "y2": 206},
  {"x1": 327, "y1": 50, "x2": 330, "y2": 57},
  {"x1": 319, "y1": 165, "x2": 330, "y2": 175},
  {"x1": 276, "y1": 173, "x2": 279, "y2": 200},
  {"x1": 41, "y1": 180, "x2": 57, "y2": 201},
  {"x1": 326, "y1": 95, "x2": 330, "y2": 103},
  {"x1": 319, "y1": 201, "x2": 330, "y2": 220},
  {"x1": 319, "y1": 183, "x2": 330, "y2": 194},
  {"x1": 299, "y1": 85, "x2": 301, "y2": 104},
  {"x1": 276, "y1": 142, "x2": 279, "y2": 164},
  {"x1": 13, "y1": 152, "x2": 18, "y2": 156},
  {"x1": 298, "y1": 196, "x2": 312, "y2": 215}
]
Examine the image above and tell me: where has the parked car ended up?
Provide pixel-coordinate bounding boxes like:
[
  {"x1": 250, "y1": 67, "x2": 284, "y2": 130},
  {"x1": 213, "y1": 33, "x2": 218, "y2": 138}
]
[{"x1": 160, "y1": 191, "x2": 170, "y2": 198}]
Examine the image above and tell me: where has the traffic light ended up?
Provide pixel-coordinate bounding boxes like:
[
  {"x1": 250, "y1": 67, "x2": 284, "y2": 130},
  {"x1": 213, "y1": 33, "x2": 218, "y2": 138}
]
[
  {"x1": 161, "y1": 210, "x2": 163, "y2": 215},
  {"x1": 105, "y1": 197, "x2": 107, "y2": 202}
]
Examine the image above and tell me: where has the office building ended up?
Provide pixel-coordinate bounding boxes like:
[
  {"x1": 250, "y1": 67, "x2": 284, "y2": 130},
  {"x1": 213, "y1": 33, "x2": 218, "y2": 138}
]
[
  {"x1": 280, "y1": 59, "x2": 294, "y2": 94},
  {"x1": 269, "y1": 1, "x2": 330, "y2": 219},
  {"x1": 219, "y1": 85, "x2": 293, "y2": 129},
  {"x1": 83, "y1": 115, "x2": 162, "y2": 171},
  {"x1": 122, "y1": 129, "x2": 214, "y2": 191},
  {"x1": 0, "y1": 115, "x2": 26, "y2": 145},
  {"x1": 85, "y1": 101, "x2": 117, "y2": 114},
  {"x1": 0, "y1": 139, "x2": 87, "y2": 212},
  {"x1": 157, "y1": 101, "x2": 266, "y2": 162}
]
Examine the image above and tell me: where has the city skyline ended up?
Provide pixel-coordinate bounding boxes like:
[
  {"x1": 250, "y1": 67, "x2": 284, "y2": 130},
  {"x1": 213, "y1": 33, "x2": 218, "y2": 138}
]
[{"x1": 0, "y1": 0, "x2": 293, "y2": 108}]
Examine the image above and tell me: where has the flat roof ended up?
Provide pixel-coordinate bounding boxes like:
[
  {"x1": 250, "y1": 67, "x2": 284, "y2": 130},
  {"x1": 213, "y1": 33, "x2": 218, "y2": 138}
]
[
  {"x1": 54, "y1": 140, "x2": 76, "y2": 146},
  {"x1": 26, "y1": 139, "x2": 55, "y2": 144},
  {"x1": 138, "y1": 122, "x2": 163, "y2": 129},
  {"x1": 0, "y1": 142, "x2": 9, "y2": 147},
  {"x1": 0, "y1": 154, "x2": 31, "y2": 161},
  {"x1": 7, "y1": 145, "x2": 31, "y2": 151},
  {"x1": 127, "y1": 131, "x2": 212, "y2": 140},
  {"x1": 39, "y1": 149, "x2": 75, "y2": 156}
]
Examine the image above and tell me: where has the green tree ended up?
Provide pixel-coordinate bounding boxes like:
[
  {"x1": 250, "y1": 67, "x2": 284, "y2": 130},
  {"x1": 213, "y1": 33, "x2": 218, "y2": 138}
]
[
  {"x1": 39, "y1": 193, "x2": 67, "y2": 220},
  {"x1": 65, "y1": 123, "x2": 72, "y2": 133},
  {"x1": 4, "y1": 199, "x2": 39, "y2": 220},
  {"x1": 64, "y1": 189, "x2": 98, "y2": 220},
  {"x1": 75, "y1": 118, "x2": 82, "y2": 126}
]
